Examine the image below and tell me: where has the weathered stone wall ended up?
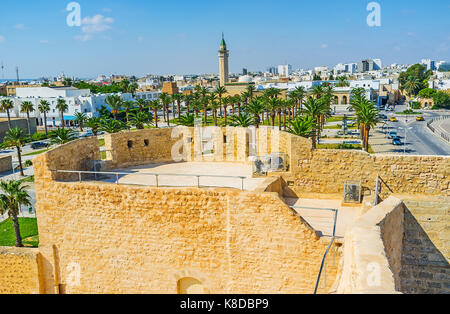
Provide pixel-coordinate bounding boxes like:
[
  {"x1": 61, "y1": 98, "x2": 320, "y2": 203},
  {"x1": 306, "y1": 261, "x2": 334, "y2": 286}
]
[
  {"x1": 0, "y1": 155, "x2": 12, "y2": 173},
  {"x1": 286, "y1": 134, "x2": 449, "y2": 197},
  {"x1": 395, "y1": 195, "x2": 449, "y2": 294},
  {"x1": 337, "y1": 197, "x2": 404, "y2": 294},
  {"x1": 34, "y1": 180, "x2": 340, "y2": 294},
  {"x1": 0, "y1": 247, "x2": 43, "y2": 294},
  {"x1": 0, "y1": 118, "x2": 36, "y2": 142}
]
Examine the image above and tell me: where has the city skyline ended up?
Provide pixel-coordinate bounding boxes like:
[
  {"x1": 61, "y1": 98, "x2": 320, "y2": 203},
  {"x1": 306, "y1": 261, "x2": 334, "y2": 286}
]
[{"x1": 0, "y1": 0, "x2": 449, "y2": 78}]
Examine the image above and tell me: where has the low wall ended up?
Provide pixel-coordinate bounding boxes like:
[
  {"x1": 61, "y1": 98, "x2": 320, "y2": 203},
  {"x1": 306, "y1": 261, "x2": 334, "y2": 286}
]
[
  {"x1": 0, "y1": 155, "x2": 12, "y2": 173},
  {"x1": 337, "y1": 197, "x2": 404, "y2": 294},
  {"x1": 0, "y1": 247, "x2": 43, "y2": 294}
]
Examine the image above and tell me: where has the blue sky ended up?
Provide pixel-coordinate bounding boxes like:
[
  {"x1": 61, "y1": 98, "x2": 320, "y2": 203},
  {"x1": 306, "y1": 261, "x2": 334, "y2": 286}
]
[{"x1": 0, "y1": 0, "x2": 449, "y2": 78}]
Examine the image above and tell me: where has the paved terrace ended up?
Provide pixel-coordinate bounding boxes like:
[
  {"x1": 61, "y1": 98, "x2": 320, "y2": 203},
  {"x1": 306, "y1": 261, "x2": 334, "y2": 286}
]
[{"x1": 97, "y1": 162, "x2": 267, "y2": 191}]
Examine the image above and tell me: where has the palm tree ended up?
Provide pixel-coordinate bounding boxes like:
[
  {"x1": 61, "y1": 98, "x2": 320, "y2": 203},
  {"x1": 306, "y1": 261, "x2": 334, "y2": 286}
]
[
  {"x1": 0, "y1": 180, "x2": 32, "y2": 247},
  {"x1": 136, "y1": 99, "x2": 147, "y2": 112},
  {"x1": 288, "y1": 116, "x2": 317, "y2": 139},
  {"x1": 404, "y1": 76, "x2": 422, "y2": 105},
  {"x1": 356, "y1": 99, "x2": 380, "y2": 152},
  {"x1": 290, "y1": 86, "x2": 306, "y2": 116},
  {"x1": 302, "y1": 98, "x2": 328, "y2": 149},
  {"x1": 127, "y1": 82, "x2": 138, "y2": 97},
  {"x1": 246, "y1": 85, "x2": 256, "y2": 100},
  {"x1": 148, "y1": 100, "x2": 161, "y2": 128},
  {"x1": 85, "y1": 117, "x2": 102, "y2": 136},
  {"x1": 38, "y1": 100, "x2": 50, "y2": 136},
  {"x1": 56, "y1": 99, "x2": 69, "y2": 128},
  {"x1": 209, "y1": 99, "x2": 220, "y2": 126},
  {"x1": 184, "y1": 94, "x2": 194, "y2": 115},
  {"x1": 191, "y1": 99, "x2": 203, "y2": 118},
  {"x1": 3, "y1": 128, "x2": 27, "y2": 176},
  {"x1": 172, "y1": 93, "x2": 184, "y2": 119},
  {"x1": 0, "y1": 99, "x2": 15, "y2": 129},
  {"x1": 246, "y1": 98, "x2": 264, "y2": 128},
  {"x1": 228, "y1": 114, "x2": 254, "y2": 127},
  {"x1": 264, "y1": 97, "x2": 279, "y2": 127},
  {"x1": 105, "y1": 95, "x2": 123, "y2": 120},
  {"x1": 129, "y1": 111, "x2": 152, "y2": 129},
  {"x1": 159, "y1": 93, "x2": 171, "y2": 126},
  {"x1": 20, "y1": 101, "x2": 35, "y2": 137},
  {"x1": 74, "y1": 112, "x2": 87, "y2": 132},
  {"x1": 336, "y1": 76, "x2": 350, "y2": 87},
  {"x1": 176, "y1": 114, "x2": 196, "y2": 127},
  {"x1": 51, "y1": 128, "x2": 77, "y2": 145},
  {"x1": 311, "y1": 84, "x2": 324, "y2": 100},
  {"x1": 100, "y1": 119, "x2": 126, "y2": 134},
  {"x1": 122, "y1": 100, "x2": 135, "y2": 125},
  {"x1": 214, "y1": 86, "x2": 227, "y2": 116}
]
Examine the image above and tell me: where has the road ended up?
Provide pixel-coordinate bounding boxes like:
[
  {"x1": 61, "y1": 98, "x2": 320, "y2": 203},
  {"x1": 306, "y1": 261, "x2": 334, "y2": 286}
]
[{"x1": 380, "y1": 104, "x2": 450, "y2": 156}]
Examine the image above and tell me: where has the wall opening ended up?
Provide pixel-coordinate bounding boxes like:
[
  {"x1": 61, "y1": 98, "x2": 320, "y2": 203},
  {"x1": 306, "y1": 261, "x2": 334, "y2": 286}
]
[
  {"x1": 144, "y1": 139, "x2": 149, "y2": 147},
  {"x1": 127, "y1": 141, "x2": 133, "y2": 149},
  {"x1": 177, "y1": 277, "x2": 205, "y2": 294}
]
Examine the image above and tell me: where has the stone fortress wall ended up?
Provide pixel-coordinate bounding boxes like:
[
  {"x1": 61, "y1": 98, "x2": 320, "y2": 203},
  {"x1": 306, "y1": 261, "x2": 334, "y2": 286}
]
[{"x1": 0, "y1": 127, "x2": 448, "y2": 294}]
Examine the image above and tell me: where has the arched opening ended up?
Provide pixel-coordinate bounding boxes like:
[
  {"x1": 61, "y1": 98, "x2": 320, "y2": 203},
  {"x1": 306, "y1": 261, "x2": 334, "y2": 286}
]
[
  {"x1": 342, "y1": 96, "x2": 348, "y2": 104},
  {"x1": 177, "y1": 277, "x2": 205, "y2": 294},
  {"x1": 333, "y1": 96, "x2": 339, "y2": 104}
]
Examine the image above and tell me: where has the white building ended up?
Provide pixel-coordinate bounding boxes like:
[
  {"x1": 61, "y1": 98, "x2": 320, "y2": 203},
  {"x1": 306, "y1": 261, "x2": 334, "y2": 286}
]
[
  {"x1": 1, "y1": 87, "x2": 160, "y2": 127},
  {"x1": 278, "y1": 65, "x2": 292, "y2": 77},
  {"x1": 420, "y1": 59, "x2": 436, "y2": 71}
]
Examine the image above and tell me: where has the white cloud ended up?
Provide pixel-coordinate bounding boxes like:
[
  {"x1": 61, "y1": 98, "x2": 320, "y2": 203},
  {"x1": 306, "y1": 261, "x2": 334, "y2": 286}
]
[
  {"x1": 14, "y1": 24, "x2": 26, "y2": 30},
  {"x1": 138, "y1": 36, "x2": 144, "y2": 42},
  {"x1": 321, "y1": 44, "x2": 328, "y2": 49},
  {"x1": 75, "y1": 14, "x2": 114, "y2": 41},
  {"x1": 39, "y1": 40, "x2": 49, "y2": 44},
  {"x1": 0, "y1": 35, "x2": 5, "y2": 43}
]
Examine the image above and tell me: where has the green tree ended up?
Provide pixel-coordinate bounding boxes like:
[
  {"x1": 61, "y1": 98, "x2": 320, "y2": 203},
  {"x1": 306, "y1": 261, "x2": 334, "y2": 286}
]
[
  {"x1": 0, "y1": 180, "x2": 32, "y2": 247},
  {"x1": 122, "y1": 100, "x2": 135, "y2": 125},
  {"x1": 432, "y1": 92, "x2": 450, "y2": 109},
  {"x1": 356, "y1": 99, "x2": 380, "y2": 152},
  {"x1": 85, "y1": 117, "x2": 102, "y2": 136},
  {"x1": 51, "y1": 128, "x2": 77, "y2": 145},
  {"x1": 20, "y1": 101, "x2": 35, "y2": 137},
  {"x1": 172, "y1": 93, "x2": 184, "y2": 119},
  {"x1": 100, "y1": 119, "x2": 126, "y2": 134},
  {"x1": 399, "y1": 64, "x2": 432, "y2": 95},
  {"x1": 418, "y1": 88, "x2": 437, "y2": 99},
  {"x1": 288, "y1": 116, "x2": 317, "y2": 139},
  {"x1": 129, "y1": 111, "x2": 152, "y2": 129},
  {"x1": 176, "y1": 114, "x2": 196, "y2": 127},
  {"x1": 159, "y1": 93, "x2": 172, "y2": 126},
  {"x1": 56, "y1": 99, "x2": 69, "y2": 128},
  {"x1": 148, "y1": 100, "x2": 161, "y2": 128},
  {"x1": 38, "y1": 100, "x2": 50, "y2": 136},
  {"x1": 0, "y1": 99, "x2": 15, "y2": 129},
  {"x1": 302, "y1": 98, "x2": 329, "y2": 149},
  {"x1": 3, "y1": 128, "x2": 27, "y2": 176},
  {"x1": 246, "y1": 97, "x2": 265, "y2": 128},
  {"x1": 105, "y1": 95, "x2": 123, "y2": 120},
  {"x1": 228, "y1": 114, "x2": 254, "y2": 127},
  {"x1": 74, "y1": 112, "x2": 87, "y2": 132}
]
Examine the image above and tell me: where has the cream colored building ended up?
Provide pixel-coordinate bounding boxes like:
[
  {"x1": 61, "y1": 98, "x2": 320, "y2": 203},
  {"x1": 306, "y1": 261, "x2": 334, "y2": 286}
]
[{"x1": 218, "y1": 34, "x2": 229, "y2": 87}]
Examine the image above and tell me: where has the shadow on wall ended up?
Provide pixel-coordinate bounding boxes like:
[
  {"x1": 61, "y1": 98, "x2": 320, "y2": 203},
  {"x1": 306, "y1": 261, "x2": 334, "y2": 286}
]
[{"x1": 399, "y1": 208, "x2": 449, "y2": 294}]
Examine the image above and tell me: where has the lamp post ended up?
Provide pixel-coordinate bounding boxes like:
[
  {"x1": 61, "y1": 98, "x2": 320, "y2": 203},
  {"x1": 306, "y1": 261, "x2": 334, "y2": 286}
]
[{"x1": 398, "y1": 126, "x2": 413, "y2": 155}]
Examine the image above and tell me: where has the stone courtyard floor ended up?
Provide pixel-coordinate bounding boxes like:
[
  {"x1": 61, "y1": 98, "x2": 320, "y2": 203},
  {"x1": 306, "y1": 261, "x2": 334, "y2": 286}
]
[{"x1": 104, "y1": 162, "x2": 267, "y2": 191}]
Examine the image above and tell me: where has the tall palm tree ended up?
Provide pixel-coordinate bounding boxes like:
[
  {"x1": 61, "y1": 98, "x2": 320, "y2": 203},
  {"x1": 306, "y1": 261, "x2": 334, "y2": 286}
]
[
  {"x1": 214, "y1": 86, "x2": 227, "y2": 116},
  {"x1": 184, "y1": 94, "x2": 193, "y2": 115},
  {"x1": 246, "y1": 97, "x2": 264, "y2": 128},
  {"x1": 0, "y1": 180, "x2": 32, "y2": 247},
  {"x1": 311, "y1": 84, "x2": 324, "y2": 100},
  {"x1": 56, "y1": 99, "x2": 69, "y2": 128},
  {"x1": 159, "y1": 93, "x2": 171, "y2": 125},
  {"x1": 302, "y1": 98, "x2": 328, "y2": 149},
  {"x1": 172, "y1": 93, "x2": 184, "y2": 119},
  {"x1": 264, "y1": 97, "x2": 279, "y2": 127},
  {"x1": 3, "y1": 128, "x2": 27, "y2": 176},
  {"x1": 100, "y1": 119, "x2": 126, "y2": 134},
  {"x1": 0, "y1": 99, "x2": 15, "y2": 129},
  {"x1": 336, "y1": 76, "x2": 350, "y2": 87},
  {"x1": 38, "y1": 100, "x2": 50, "y2": 135},
  {"x1": 176, "y1": 114, "x2": 196, "y2": 127},
  {"x1": 122, "y1": 100, "x2": 135, "y2": 125},
  {"x1": 136, "y1": 98, "x2": 146, "y2": 112},
  {"x1": 74, "y1": 112, "x2": 87, "y2": 132},
  {"x1": 148, "y1": 100, "x2": 161, "y2": 128},
  {"x1": 105, "y1": 95, "x2": 123, "y2": 121},
  {"x1": 290, "y1": 86, "x2": 307, "y2": 116},
  {"x1": 356, "y1": 99, "x2": 380, "y2": 152},
  {"x1": 209, "y1": 99, "x2": 220, "y2": 126},
  {"x1": 20, "y1": 101, "x2": 35, "y2": 137},
  {"x1": 246, "y1": 85, "x2": 256, "y2": 100}
]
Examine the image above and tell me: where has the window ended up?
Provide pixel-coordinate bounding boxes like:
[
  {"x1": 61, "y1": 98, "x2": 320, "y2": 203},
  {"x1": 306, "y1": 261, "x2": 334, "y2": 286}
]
[
  {"x1": 127, "y1": 141, "x2": 133, "y2": 149},
  {"x1": 144, "y1": 139, "x2": 149, "y2": 147}
]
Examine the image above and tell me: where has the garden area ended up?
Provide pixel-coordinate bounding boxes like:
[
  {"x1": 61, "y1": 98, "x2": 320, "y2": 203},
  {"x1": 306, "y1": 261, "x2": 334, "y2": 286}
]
[{"x1": 0, "y1": 218, "x2": 39, "y2": 248}]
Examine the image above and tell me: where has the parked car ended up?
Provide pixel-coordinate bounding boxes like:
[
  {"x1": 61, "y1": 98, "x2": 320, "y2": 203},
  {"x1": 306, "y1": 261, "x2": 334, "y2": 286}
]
[
  {"x1": 392, "y1": 138, "x2": 402, "y2": 146},
  {"x1": 416, "y1": 116, "x2": 425, "y2": 121},
  {"x1": 31, "y1": 142, "x2": 49, "y2": 150},
  {"x1": 390, "y1": 117, "x2": 398, "y2": 122},
  {"x1": 388, "y1": 131, "x2": 397, "y2": 139}
]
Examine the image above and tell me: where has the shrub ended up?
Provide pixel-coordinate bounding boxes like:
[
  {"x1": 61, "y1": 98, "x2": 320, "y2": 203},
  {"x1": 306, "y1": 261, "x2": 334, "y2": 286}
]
[{"x1": 31, "y1": 132, "x2": 48, "y2": 141}]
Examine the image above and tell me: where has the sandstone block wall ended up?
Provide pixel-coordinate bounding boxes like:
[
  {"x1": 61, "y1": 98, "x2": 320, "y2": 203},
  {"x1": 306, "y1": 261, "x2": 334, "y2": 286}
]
[
  {"x1": 34, "y1": 179, "x2": 340, "y2": 294},
  {"x1": 0, "y1": 155, "x2": 12, "y2": 173},
  {"x1": 0, "y1": 247, "x2": 43, "y2": 294}
]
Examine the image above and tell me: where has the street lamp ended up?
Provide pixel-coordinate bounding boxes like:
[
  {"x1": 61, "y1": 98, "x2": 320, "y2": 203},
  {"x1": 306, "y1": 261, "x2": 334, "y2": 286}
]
[{"x1": 398, "y1": 127, "x2": 413, "y2": 155}]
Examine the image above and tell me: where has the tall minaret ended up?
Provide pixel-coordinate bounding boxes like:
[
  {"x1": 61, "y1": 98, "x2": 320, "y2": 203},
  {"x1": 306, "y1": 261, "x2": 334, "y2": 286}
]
[{"x1": 218, "y1": 33, "x2": 229, "y2": 87}]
